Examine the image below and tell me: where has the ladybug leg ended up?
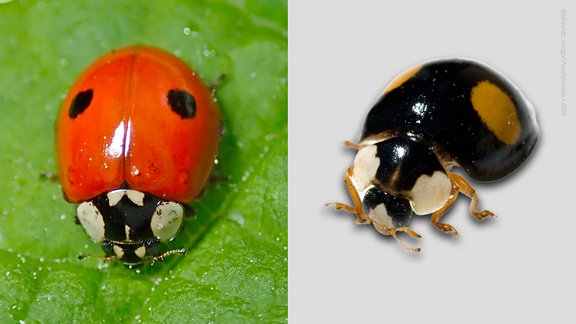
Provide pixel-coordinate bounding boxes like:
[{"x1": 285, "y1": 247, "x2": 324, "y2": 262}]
[
  {"x1": 77, "y1": 253, "x2": 117, "y2": 263},
  {"x1": 39, "y1": 172, "x2": 59, "y2": 181},
  {"x1": 431, "y1": 172, "x2": 496, "y2": 236},
  {"x1": 343, "y1": 140, "x2": 361, "y2": 149},
  {"x1": 430, "y1": 180, "x2": 460, "y2": 236},
  {"x1": 449, "y1": 172, "x2": 495, "y2": 221},
  {"x1": 208, "y1": 172, "x2": 229, "y2": 183},
  {"x1": 372, "y1": 222, "x2": 421, "y2": 252},
  {"x1": 325, "y1": 166, "x2": 371, "y2": 225},
  {"x1": 208, "y1": 74, "x2": 226, "y2": 91}
]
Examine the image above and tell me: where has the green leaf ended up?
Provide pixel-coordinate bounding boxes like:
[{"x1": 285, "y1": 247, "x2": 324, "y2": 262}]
[{"x1": 0, "y1": 0, "x2": 287, "y2": 322}]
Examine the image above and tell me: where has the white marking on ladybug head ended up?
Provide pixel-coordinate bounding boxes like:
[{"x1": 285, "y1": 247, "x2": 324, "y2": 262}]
[
  {"x1": 409, "y1": 171, "x2": 452, "y2": 215},
  {"x1": 352, "y1": 145, "x2": 379, "y2": 193},
  {"x1": 150, "y1": 202, "x2": 184, "y2": 242},
  {"x1": 126, "y1": 190, "x2": 145, "y2": 206},
  {"x1": 134, "y1": 246, "x2": 147, "y2": 259},
  {"x1": 77, "y1": 201, "x2": 105, "y2": 243},
  {"x1": 367, "y1": 202, "x2": 394, "y2": 230},
  {"x1": 107, "y1": 190, "x2": 125, "y2": 207},
  {"x1": 112, "y1": 245, "x2": 125, "y2": 259}
]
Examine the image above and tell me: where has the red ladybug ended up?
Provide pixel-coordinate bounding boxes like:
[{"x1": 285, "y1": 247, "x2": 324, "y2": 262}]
[{"x1": 56, "y1": 45, "x2": 221, "y2": 266}]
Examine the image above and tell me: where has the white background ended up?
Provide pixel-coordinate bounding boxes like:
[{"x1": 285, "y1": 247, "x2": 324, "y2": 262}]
[{"x1": 289, "y1": 1, "x2": 575, "y2": 322}]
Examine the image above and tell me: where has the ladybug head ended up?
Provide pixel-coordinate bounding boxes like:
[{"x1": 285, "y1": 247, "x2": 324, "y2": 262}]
[
  {"x1": 361, "y1": 186, "x2": 413, "y2": 230},
  {"x1": 75, "y1": 189, "x2": 186, "y2": 267},
  {"x1": 99, "y1": 240, "x2": 186, "y2": 267}
]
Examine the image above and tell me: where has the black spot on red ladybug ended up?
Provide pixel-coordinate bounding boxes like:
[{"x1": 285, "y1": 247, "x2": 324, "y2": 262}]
[
  {"x1": 167, "y1": 89, "x2": 196, "y2": 119},
  {"x1": 68, "y1": 89, "x2": 93, "y2": 119}
]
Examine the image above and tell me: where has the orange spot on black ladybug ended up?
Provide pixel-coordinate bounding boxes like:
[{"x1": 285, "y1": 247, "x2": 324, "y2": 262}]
[
  {"x1": 380, "y1": 64, "x2": 423, "y2": 95},
  {"x1": 470, "y1": 81, "x2": 520, "y2": 145}
]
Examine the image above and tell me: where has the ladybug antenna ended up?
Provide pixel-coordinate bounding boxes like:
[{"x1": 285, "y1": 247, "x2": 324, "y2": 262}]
[
  {"x1": 389, "y1": 228, "x2": 421, "y2": 253},
  {"x1": 151, "y1": 248, "x2": 187, "y2": 263},
  {"x1": 371, "y1": 223, "x2": 422, "y2": 253}
]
